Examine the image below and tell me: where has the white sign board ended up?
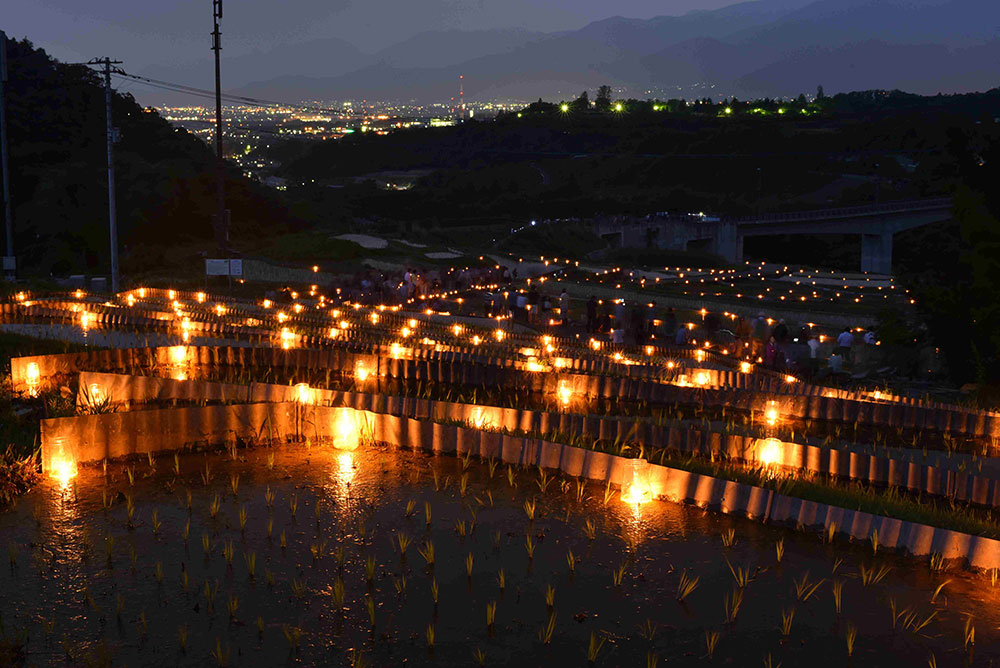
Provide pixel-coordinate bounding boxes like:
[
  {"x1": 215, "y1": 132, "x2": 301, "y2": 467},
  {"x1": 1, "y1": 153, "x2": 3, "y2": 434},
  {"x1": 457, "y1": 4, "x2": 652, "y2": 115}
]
[
  {"x1": 205, "y1": 259, "x2": 243, "y2": 277},
  {"x1": 205, "y1": 259, "x2": 230, "y2": 276}
]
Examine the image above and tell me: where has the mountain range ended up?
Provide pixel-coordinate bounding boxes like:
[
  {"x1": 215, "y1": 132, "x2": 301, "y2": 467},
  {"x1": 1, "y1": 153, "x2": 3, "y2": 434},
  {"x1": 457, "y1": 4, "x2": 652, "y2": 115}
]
[{"x1": 139, "y1": 0, "x2": 1000, "y2": 104}]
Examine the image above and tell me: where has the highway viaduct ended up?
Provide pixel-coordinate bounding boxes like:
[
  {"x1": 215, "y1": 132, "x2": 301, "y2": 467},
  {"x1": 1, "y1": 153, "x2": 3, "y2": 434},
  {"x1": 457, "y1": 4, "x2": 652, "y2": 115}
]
[{"x1": 593, "y1": 198, "x2": 953, "y2": 274}]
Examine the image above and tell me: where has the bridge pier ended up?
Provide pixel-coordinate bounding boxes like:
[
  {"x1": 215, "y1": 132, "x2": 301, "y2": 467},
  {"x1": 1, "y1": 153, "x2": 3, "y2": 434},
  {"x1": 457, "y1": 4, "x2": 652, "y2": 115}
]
[
  {"x1": 712, "y1": 221, "x2": 743, "y2": 265},
  {"x1": 860, "y1": 231, "x2": 893, "y2": 275}
]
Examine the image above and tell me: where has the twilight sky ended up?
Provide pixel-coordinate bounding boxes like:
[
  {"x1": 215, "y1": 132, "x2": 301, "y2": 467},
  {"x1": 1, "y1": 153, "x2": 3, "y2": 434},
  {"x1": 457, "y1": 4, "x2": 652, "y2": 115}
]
[{"x1": 6, "y1": 0, "x2": 735, "y2": 69}]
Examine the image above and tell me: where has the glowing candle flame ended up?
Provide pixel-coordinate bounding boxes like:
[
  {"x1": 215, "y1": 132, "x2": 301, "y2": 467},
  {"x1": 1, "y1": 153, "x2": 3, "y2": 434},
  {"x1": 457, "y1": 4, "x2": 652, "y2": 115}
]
[
  {"x1": 558, "y1": 381, "x2": 572, "y2": 407},
  {"x1": 280, "y1": 328, "x2": 295, "y2": 349},
  {"x1": 196, "y1": 291, "x2": 205, "y2": 303},
  {"x1": 355, "y1": 362, "x2": 370, "y2": 382},
  {"x1": 759, "y1": 438, "x2": 782, "y2": 468},
  {"x1": 333, "y1": 411, "x2": 359, "y2": 451},
  {"x1": 295, "y1": 383, "x2": 314, "y2": 405},
  {"x1": 49, "y1": 456, "x2": 78, "y2": 488},
  {"x1": 622, "y1": 458, "x2": 652, "y2": 505},
  {"x1": 25, "y1": 362, "x2": 40, "y2": 396},
  {"x1": 765, "y1": 401, "x2": 779, "y2": 427},
  {"x1": 740, "y1": 361, "x2": 752, "y2": 373}
]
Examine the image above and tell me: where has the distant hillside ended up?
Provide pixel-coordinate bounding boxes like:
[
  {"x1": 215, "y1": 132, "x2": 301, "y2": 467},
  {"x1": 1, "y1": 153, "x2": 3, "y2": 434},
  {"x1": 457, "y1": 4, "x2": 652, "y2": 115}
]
[
  {"x1": 231, "y1": 0, "x2": 1000, "y2": 102},
  {"x1": 3, "y1": 39, "x2": 300, "y2": 277}
]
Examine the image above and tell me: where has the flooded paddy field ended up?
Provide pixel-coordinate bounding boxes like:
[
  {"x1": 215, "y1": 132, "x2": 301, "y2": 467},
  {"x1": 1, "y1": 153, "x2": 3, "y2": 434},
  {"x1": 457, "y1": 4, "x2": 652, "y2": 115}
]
[{"x1": 2, "y1": 444, "x2": 999, "y2": 667}]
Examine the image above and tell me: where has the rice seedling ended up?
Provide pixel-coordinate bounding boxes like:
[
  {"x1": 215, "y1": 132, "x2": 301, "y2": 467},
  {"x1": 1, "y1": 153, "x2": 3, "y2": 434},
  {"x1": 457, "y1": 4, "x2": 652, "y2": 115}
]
[
  {"x1": 173, "y1": 453, "x2": 181, "y2": 476},
  {"x1": 524, "y1": 498, "x2": 537, "y2": 521},
  {"x1": 289, "y1": 494, "x2": 298, "y2": 519},
  {"x1": 488, "y1": 458, "x2": 499, "y2": 479},
  {"x1": 721, "y1": 528, "x2": 736, "y2": 548},
  {"x1": 460, "y1": 472, "x2": 469, "y2": 497},
  {"x1": 177, "y1": 625, "x2": 188, "y2": 653},
  {"x1": 647, "y1": 651, "x2": 659, "y2": 668},
  {"x1": 183, "y1": 519, "x2": 190, "y2": 542},
  {"x1": 466, "y1": 552, "x2": 475, "y2": 578},
  {"x1": 831, "y1": 557, "x2": 844, "y2": 575},
  {"x1": 870, "y1": 528, "x2": 879, "y2": 555},
  {"x1": 291, "y1": 578, "x2": 306, "y2": 599},
  {"x1": 333, "y1": 576, "x2": 345, "y2": 607},
  {"x1": 583, "y1": 518, "x2": 597, "y2": 541},
  {"x1": 566, "y1": 549, "x2": 576, "y2": 574},
  {"x1": 201, "y1": 462, "x2": 212, "y2": 486},
  {"x1": 963, "y1": 614, "x2": 975, "y2": 651},
  {"x1": 238, "y1": 505, "x2": 248, "y2": 533},
  {"x1": 859, "y1": 564, "x2": 891, "y2": 587},
  {"x1": 104, "y1": 535, "x2": 114, "y2": 566},
  {"x1": 365, "y1": 555, "x2": 376, "y2": 582},
  {"x1": 638, "y1": 619, "x2": 659, "y2": 642},
  {"x1": 365, "y1": 592, "x2": 375, "y2": 630},
  {"x1": 726, "y1": 558, "x2": 753, "y2": 589},
  {"x1": 845, "y1": 623, "x2": 857, "y2": 658},
  {"x1": 405, "y1": 499, "x2": 417, "y2": 518},
  {"x1": 545, "y1": 583, "x2": 556, "y2": 608},
  {"x1": 266, "y1": 451, "x2": 275, "y2": 471},
  {"x1": 223, "y1": 539, "x2": 234, "y2": 567},
  {"x1": 202, "y1": 533, "x2": 212, "y2": 558},
  {"x1": 126, "y1": 466, "x2": 135, "y2": 486},
  {"x1": 425, "y1": 623, "x2": 435, "y2": 652},
  {"x1": 497, "y1": 568, "x2": 506, "y2": 593},
  {"x1": 831, "y1": 579, "x2": 843, "y2": 614},
  {"x1": 493, "y1": 528, "x2": 502, "y2": 551},
  {"x1": 396, "y1": 531, "x2": 412, "y2": 560},
  {"x1": 455, "y1": 519, "x2": 467, "y2": 537},
  {"x1": 392, "y1": 575, "x2": 407, "y2": 597},
  {"x1": 704, "y1": 630, "x2": 720, "y2": 659},
  {"x1": 125, "y1": 493, "x2": 136, "y2": 528},
  {"x1": 473, "y1": 647, "x2": 487, "y2": 666},
  {"x1": 536, "y1": 468, "x2": 552, "y2": 493},
  {"x1": 826, "y1": 522, "x2": 837, "y2": 544},
  {"x1": 264, "y1": 486, "x2": 274, "y2": 508},
  {"x1": 775, "y1": 538, "x2": 784, "y2": 564},
  {"x1": 780, "y1": 607, "x2": 795, "y2": 637},
  {"x1": 793, "y1": 572, "x2": 824, "y2": 602},
  {"x1": 676, "y1": 570, "x2": 700, "y2": 602},
  {"x1": 989, "y1": 568, "x2": 998, "y2": 588},
  {"x1": 929, "y1": 552, "x2": 945, "y2": 572},
  {"x1": 723, "y1": 587, "x2": 743, "y2": 624},
  {"x1": 930, "y1": 579, "x2": 951, "y2": 605},
  {"x1": 928, "y1": 653, "x2": 937, "y2": 668},
  {"x1": 763, "y1": 653, "x2": 781, "y2": 668},
  {"x1": 244, "y1": 551, "x2": 256, "y2": 579},
  {"x1": 486, "y1": 601, "x2": 497, "y2": 631},
  {"x1": 257, "y1": 616, "x2": 264, "y2": 639},
  {"x1": 431, "y1": 578, "x2": 439, "y2": 606},
  {"x1": 417, "y1": 539, "x2": 435, "y2": 568},
  {"x1": 612, "y1": 560, "x2": 627, "y2": 587},
  {"x1": 282, "y1": 625, "x2": 303, "y2": 653},
  {"x1": 425, "y1": 501, "x2": 432, "y2": 526},
  {"x1": 525, "y1": 535, "x2": 536, "y2": 560},
  {"x1": 587, "y1": 631, "x2": 607, "y2": 663},
  {"x1": 506, "y1": 466, "x2": 516, "y2": 488},
  {"x1": 266, "y1": 517, "x2": 273, "y2": 540},
  {"x1": 280, "y1": 531, "x2": 287, "y2": 549},
  {"x1": 209, "y1": 494, "x2": 221, "y2": 521},
  {"x1": 603, "y1": 481, "x2": 616, "y2": 506},
  {"x1": 538, "y1": 611, "x2": 557, "y2": 644},
  {"x1": 227, "y1": 593, "x2": 239, "y2": 619},
  {"x1": 155, "y1": 561, "x2": 164, "y2": 584}
]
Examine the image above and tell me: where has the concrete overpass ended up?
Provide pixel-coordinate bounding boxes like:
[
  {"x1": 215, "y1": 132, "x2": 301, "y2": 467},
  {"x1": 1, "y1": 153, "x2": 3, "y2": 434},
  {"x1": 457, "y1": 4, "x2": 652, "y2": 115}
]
[{"x1": 594, "y1": 198, "x2": 953, "y2": 274}]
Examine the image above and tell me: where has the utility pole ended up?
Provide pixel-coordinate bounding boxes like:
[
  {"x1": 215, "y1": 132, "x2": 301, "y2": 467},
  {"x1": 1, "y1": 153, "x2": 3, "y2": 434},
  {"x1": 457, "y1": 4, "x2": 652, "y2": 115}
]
[
  {"x1": 211, "y1": 0, "x2": 228, "y2": 256},
  {"x1": 88, "y1": 57, "x2": 123, "y2": 293},
  {"x1": 0, "y1": 31, "x2": 14, "y2": 280}
]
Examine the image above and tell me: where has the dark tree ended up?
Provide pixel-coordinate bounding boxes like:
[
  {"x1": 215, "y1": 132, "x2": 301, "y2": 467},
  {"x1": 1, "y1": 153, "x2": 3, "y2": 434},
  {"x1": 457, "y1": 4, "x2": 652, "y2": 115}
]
[{"x1": 595, "y1": 85, "x2": 613, "y2": 112}]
